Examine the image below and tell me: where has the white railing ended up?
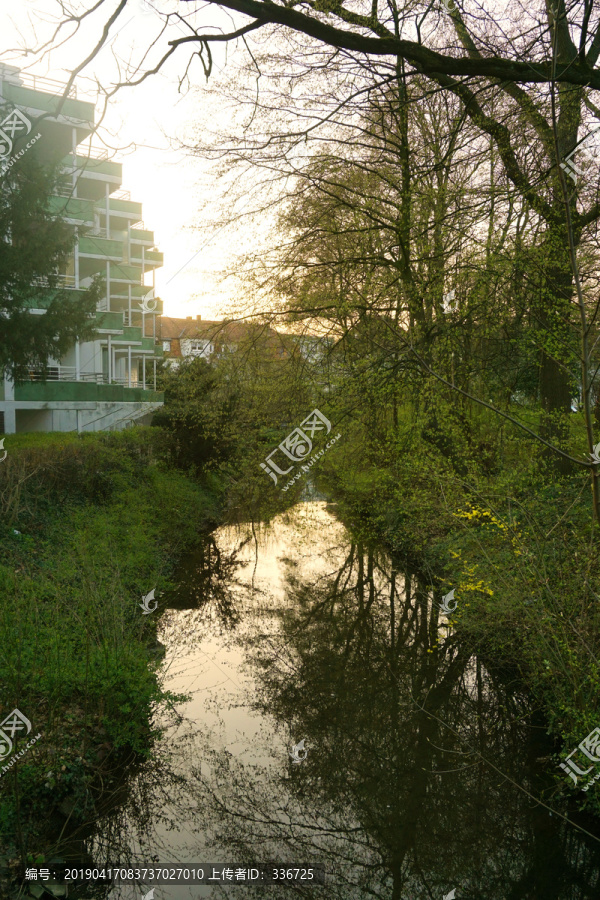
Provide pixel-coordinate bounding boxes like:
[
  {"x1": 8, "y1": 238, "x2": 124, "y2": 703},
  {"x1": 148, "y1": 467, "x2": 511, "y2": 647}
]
[
  {"x1": 28, "y1": 367, "x2": 102, "y2": 383},
  {"x1": 32, "y1": 274, "x2": 77, "y2": 288},
  {"x1": 27, "y1": 366, "x2": 75, "y2": 382},
  {"x1": 0, "y1": 67, "x2": 77, "y2": 99},
  {"x1": 83, "y1": 146, "x2": 109, "y2": 160},
  {"x1": 130, "y1": 220, "x2": 147, "y2": 231},
  {"x1": 111, "y1": 376, "x2": 139, "y2": 386},
  {"x1": 78, "y1": 372, "x2": 108, "y2": 384},
  {"x1": 26, "y1": 368, "x2": 144, "y2": 386}
]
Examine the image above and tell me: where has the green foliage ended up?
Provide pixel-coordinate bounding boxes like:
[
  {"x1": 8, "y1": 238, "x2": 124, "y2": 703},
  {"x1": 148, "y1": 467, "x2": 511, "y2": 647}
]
[
  {"x1": 153, "y1": 357, "x2": 237, "y2": 472},
  {"x1": 318, "y1": 398, "x2": 600, "y2": 812},
  {"x1": 0, "y1": 428, "x2": 220, "y2": 853},
  {"x1": 153, "y1": 345, "x2": 319, "y2": 520},
  {"x1": 0, "y1": 146, "x2": 102, "y2": 380}
]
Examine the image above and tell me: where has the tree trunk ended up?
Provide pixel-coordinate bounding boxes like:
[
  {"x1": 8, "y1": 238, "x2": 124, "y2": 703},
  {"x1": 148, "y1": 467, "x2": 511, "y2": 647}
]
[{"x1": 538, "y1": 233, "x2": 575, "y2": 473}]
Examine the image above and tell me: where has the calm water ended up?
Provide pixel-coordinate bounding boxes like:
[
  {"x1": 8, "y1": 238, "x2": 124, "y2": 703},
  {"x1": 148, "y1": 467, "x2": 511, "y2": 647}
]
[{"x1": 82, "y1": 501, "x2": 600, "y2": 899}]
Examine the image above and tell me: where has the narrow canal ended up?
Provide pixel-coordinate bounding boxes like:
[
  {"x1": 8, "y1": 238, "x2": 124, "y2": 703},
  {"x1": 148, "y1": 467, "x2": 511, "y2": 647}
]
[{"x1": 87, "y1": 500, "x2": 600, "y2": 899}]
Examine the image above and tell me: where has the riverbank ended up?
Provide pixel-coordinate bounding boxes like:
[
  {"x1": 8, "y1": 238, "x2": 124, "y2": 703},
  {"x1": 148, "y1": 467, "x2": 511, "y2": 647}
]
[
  {"x1": 317, "y1": 415, "x2": 600, "y2": 815},
  {"x1": 0, "y1": 428, "x2": 225, "y2": 884}
]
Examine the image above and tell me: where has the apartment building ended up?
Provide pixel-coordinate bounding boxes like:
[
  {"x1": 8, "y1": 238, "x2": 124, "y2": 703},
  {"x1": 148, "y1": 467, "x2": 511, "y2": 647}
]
[{"x1": 0, "y1": 64, "x2": 164, "y2": 434}]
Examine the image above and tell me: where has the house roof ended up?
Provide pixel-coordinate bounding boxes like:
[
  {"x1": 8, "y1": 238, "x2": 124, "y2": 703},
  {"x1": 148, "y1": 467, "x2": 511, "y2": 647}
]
[
  {"x1": 159, "y1": 317, "x2": 202, "y2": 341},
  {"x1": 159, "y1": 317, "x2": 287, "y2": 348}
]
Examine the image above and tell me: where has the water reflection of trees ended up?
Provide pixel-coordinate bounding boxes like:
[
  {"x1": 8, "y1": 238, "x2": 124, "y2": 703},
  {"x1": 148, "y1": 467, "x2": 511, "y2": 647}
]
[
  {"x1": 188, "y1": 541, "x2": 600, "y2": 899},
  {"x1": 51, "y1": 528, "x2": 600, "y2": 900},
  {"x1": 163, "y1": 532, "x2": 248, "y2": 627}
]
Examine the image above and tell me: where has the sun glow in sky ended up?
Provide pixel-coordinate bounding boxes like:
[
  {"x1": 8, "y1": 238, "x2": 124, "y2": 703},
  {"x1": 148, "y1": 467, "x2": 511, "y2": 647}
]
[{"x1": 2, "y1": 0, "x2": 256, "y2": 320}]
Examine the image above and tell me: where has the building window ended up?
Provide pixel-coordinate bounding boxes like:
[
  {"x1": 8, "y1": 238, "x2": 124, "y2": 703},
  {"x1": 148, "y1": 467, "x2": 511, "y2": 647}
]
[
  {"x1": 162, "y1": 340, "x2": 171, "y2": 352},
  {"x1": 190, "y1": 341, "x2": 211, "y2": 355}
]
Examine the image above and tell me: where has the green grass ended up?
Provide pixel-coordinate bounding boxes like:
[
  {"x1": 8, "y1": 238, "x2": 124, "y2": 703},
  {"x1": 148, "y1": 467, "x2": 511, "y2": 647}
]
[{"x1": 0, "y1": 427, "x2": 224, "y2": 863}]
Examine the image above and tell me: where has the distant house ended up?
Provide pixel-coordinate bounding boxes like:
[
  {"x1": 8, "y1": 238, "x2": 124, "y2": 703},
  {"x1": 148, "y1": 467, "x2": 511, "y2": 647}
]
[
  {"x1": 160, "y1": 316, "x2": 212, "y2": 363},
  {"x1": 159, "y1": 317, "x2": 290, "y2": 366}
]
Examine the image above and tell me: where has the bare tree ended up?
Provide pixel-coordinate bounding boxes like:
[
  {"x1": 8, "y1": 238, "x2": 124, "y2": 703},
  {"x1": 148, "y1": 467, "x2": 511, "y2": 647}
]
[{"x1": 22, "y1": 0, "x2": 600, "y2": 516}]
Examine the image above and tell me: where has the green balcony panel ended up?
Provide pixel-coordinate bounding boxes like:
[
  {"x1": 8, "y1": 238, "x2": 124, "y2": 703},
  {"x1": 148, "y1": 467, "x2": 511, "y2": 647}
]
[
  {"x1": 25, "y1": 288, "x2": 88, "y2": 310},
  {"x1": 15, "y1": 382, "x2": 164, "y2": 403},
  {"x1": 142, "y1": 299, "x2": 163, "y2": 316},
  {"x1": 100, "y1": 198, "x2": 143, "y2": 217},
  {"x1": 130, "y1": 249, "x2": 163, "y2": 267},
  {"x1": 79, "y1": 235, "x2": 124, "y2": 260},
  {"x1": 108, "y1": 300, "x2": 163, "y2": 319},
  {"x1": 110, "y1": 285, "x2": 151, "y2": 300},
  {"x1": 122, "y1": 325, "x2": 143, "y2": 342},
  {"x1": 129, "y1": 230, "x2": 154, "y2": 243},
  {"x1": 1, "y1": 83, "x2": 94, "y2": 123},
  {"x1": 141, "y1": 338, "x2": 164, "y2": 355},
  {"x1": 48, "y1": 196, "x2": 95, "y2": 224},
  {"x1": 110, "y1": 263, "x2": 143, "y2": 283},
  {"x1": 94, "y1": 311, "x2": 125, "y2": 331},
  {"x1": 139, "y1": 299, "x2": 163, "y2": 315},
  {"x1": 69, "y1": 154, "x2": 123, "y2": 179}
]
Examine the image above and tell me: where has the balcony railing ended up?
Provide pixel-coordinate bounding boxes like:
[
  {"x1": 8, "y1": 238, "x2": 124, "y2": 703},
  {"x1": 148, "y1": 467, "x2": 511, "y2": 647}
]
[
  {"x1": 26, "y1": 367, "x2": 146, "y2": 387},
  {"x1": 54, "y1": 184, "x2": 75, "y2": 198},
  {"x1": 28, "y1": 367, "x2": 102, "y2": 383},
  {"x1": 32, "y1": 274, "x2": 77, "y2": 288},
  {"x1": 111, "y1": 189, "x2": 131, "y2": 201},
  {"x1": 83, "y1": 146, "x2": 110, "y2": 160},
  {"x1": 0, "y1": 66, "x2": 77, "y2": 99}
]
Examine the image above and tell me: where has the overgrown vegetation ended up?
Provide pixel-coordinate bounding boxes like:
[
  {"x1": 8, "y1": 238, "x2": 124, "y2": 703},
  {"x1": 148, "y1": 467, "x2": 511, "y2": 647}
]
[
  {"x1": 155, "y1": 334, "x2": 600, "y2": 819},
  {"x1": 0, "y1": 427, "x2": 224, "y2": 870},
  {"x1": 316, "y1": 399, "x2": 600, "y2": 813}
]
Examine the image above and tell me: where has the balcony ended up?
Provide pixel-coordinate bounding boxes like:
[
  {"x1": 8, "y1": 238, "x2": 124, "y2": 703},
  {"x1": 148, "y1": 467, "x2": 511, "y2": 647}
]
[
  {"x1": 67, "y1": 152, "x2": 123, "y2": 179},
  {"x1": 109, "y1": 263, "x2": 146, "y2": 284},
  {"x1": 0, "y1": 67, "x2": 77, "y2": 98},
  {"x1": 103, "y1": 198, "x2": 143, "y2": 218},
  {"x1": 79, "y1": 235, "x2": 124, "y2": 261},
  {"x1": 15, "y1": 381, "x2": 164, "y2": 404},
  {"x1": 130, "y1": 247, "x2": 164, "y2": 267},
  {"x1": 32, "y1": 274, "x2": 77, "y2": 289},
  {"x1": 27, "y1": 366, "x2": 105, "y2": 384},
  {"x1": 0, "y1": 71, "x2": 94, "y2": 123},
  {"x1": 48, "y1": 195, "x2": 95, "y2": 225},
  {"x1": 24, "y1": 366, "x2": 163, "y2": 389},
  {"x1": 130, "y1": 227, "x2": 153, "y2": 242}
]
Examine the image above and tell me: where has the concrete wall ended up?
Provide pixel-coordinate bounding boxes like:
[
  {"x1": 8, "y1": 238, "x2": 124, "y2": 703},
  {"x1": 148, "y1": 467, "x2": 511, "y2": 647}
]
[{"x1": 13, "y1": 401, "x2": 162, "y2": 433}]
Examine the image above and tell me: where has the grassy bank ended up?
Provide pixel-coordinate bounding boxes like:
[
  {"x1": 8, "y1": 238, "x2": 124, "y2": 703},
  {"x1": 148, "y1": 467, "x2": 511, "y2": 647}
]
[
  {"x1": 317, "y1": 408, "x2": 600, "y2": 815},
  {"x1": 0, "y1": 427, "x2": 224, "y2": 880}
]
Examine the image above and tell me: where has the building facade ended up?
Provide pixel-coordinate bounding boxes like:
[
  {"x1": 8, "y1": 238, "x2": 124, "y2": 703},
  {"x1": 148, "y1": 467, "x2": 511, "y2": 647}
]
[
  {"x1": 160, "y1": 316, "x2": 290, "y2": 366},
  {"x1": 0, "y1": 65, "x2": 164, "y2": 434}
]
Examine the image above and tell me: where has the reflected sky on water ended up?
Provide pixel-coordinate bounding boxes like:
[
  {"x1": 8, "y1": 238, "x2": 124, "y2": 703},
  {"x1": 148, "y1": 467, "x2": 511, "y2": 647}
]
[{"x1": 82, "y1": 501, "x2": 600, "y2": 900}]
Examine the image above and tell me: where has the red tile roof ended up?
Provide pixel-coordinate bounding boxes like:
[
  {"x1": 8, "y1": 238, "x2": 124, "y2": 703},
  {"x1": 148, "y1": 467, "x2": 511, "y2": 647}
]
[{"x1": 159, "y1": 317, "x2": 287, "y2": 348}]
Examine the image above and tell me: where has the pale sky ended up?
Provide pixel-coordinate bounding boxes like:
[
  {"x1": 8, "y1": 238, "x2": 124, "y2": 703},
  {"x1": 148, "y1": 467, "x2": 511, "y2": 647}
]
[{"x1": 2, "y1": 0, "x2": 262, "y2": 320}]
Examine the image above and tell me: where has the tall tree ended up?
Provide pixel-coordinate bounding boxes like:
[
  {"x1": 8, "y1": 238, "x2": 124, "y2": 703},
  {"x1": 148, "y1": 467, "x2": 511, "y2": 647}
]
[
  {"x1": 0, "y1": 151, "x2": 100, "y2": 381},
  {"x1": 43, "y1": 0, "x2": 600, "y2": 507}
]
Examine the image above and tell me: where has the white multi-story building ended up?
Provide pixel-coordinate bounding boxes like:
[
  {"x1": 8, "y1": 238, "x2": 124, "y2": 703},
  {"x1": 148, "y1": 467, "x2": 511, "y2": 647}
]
[{"x1": 0, "y1": 65, "x2": 164, "y2": 434}]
